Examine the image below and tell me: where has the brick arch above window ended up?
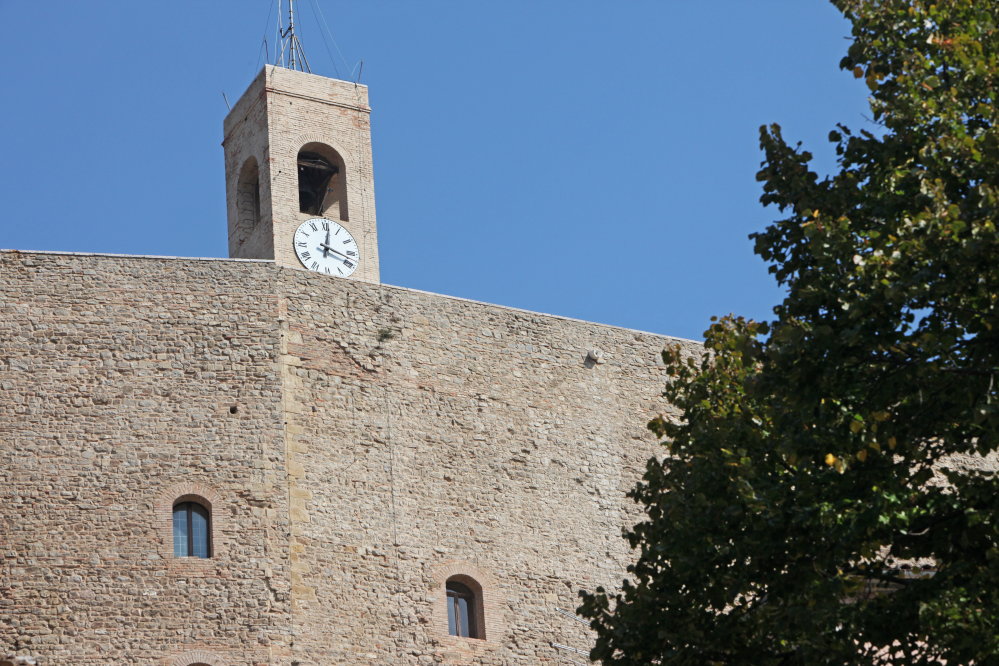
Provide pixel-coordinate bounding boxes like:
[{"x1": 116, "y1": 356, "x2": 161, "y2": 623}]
[
  {"x1": 165, "y1": 650, "x2": 229, "y2": 666},
  {"x1": 0, "y1": 653, "x2": 36, "y2": 666},
  {"x1": 153, "y1": 482, "x2": 229, "y2": 572},
  {"x1": 430, "y1": 560, "x2": 505, "y2": 650},
  {"x1": 292, "y1": 132, "x2": 355, "y2": 171}
]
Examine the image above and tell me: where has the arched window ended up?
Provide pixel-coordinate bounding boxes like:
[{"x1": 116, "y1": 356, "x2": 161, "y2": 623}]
[
  {"x1": 446, "y1": 580, "x2": 478, "y2": 638},
  {"x1": 173, "y1": 501, "x2": 211, "y2": 558},
  {"x1": 237, "y1": 156, "x2": 261, "y2": 228},
  {"x1": 297, "y1": 143, "x2": 348, "y2": 220},
  {"x1": 231, "y1": 156, "x2": 261, "y2": 254}
]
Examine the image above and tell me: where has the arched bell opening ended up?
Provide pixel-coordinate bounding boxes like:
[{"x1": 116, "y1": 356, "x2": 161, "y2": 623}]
[{"x1": 297, "y1": 143, "x2": 348, "y2": 220}]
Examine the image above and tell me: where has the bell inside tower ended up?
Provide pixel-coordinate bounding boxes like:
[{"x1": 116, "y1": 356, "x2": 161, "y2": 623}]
[{"x1": 297, "y1": 151, "x2": 339, "y2": 216}]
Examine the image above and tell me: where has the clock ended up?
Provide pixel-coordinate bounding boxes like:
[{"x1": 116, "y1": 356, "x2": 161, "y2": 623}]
[{"x1": 293, "y1": 218, "x2": 359, "y2": 277}]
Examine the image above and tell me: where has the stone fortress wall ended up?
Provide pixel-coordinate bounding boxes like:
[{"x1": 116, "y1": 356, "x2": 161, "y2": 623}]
[
  {"x1": 0, "y1": 252, "x2": 290, "y2": 666},
  {"x1": 0, "y1": 249, "x2": 698, "y2": 666}
]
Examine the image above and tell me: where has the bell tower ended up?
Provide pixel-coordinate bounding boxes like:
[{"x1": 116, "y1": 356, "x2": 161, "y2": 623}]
[{"x1": 222, "y1": 65, "x2": 380, "y2": 283}]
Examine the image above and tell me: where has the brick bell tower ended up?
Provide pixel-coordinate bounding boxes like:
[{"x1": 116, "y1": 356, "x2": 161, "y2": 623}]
[{"x1": 222, "y1": 64, "x2": 380, "y2": 284}]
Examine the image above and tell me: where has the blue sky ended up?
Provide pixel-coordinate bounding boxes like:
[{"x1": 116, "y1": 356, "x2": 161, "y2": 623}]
[{"x1": 0, "y1": 1, "x2": 872, "y2": 342}]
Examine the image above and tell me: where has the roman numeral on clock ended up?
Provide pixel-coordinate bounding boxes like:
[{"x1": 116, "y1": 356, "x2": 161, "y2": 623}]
[
  {"x1": 298, "y1": 242, "x2": 307, "y2": 247},
  {"x1": 311, "y1": 261, "x2": 319, "y2": 270},
  {"x1": 301, "y1": 251, "x2": 311, "y2": 260},
  {"x1": 310, "y1": 222, "x2": 318, "y2": 231},
  {"x1": 343, "y1": 260, "x2": 354, "y2": 269},
  {"x1": 343, "y1": 239, "x2": 352, "y2": 244},
  {"x1": 322, "y1": 221, "x2": 329, "y2": 231}
]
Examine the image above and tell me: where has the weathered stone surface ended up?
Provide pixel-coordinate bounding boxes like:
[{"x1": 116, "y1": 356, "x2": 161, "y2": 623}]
[
  {"x1": 0, "y1": 253, "x2": 289, "y2": 665},
  {"x1": 0, "y1": 250, "x2": 698, "y2": 665}
]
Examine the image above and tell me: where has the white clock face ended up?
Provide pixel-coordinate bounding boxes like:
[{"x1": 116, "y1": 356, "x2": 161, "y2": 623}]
[{"x1": 293, "y1": 218, "x2": 359, "y2": 277}]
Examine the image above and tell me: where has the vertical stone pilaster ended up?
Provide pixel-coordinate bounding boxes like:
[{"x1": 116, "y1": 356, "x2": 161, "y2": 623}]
[{"x1": 278, "y1": 300, "x2": 317, "y2": 628}]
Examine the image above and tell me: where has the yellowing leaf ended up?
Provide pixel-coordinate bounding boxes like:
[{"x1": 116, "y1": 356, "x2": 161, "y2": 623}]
[
  {"x1": 857, "y1": 449, "x2": 867, "y2": 462},
  {"x1": 850, "y1": 420, "x2": 863, "y2": 434},
  {"x1": 889, "y1": 437, "x2": 897, "y2": 449},
  {"x1": 873, "y1": 411, "x2": 889, "y2": 421},
  {"x1": 825, "y1": 453, "x2": 836, "y2": 466}
]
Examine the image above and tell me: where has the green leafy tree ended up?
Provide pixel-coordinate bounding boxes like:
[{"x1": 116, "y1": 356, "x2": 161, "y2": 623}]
[{"x1": 579, "y1": 1, "x2": 999, "y2": 664}]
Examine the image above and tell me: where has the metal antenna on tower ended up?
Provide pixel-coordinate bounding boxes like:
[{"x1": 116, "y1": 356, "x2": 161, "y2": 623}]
[{"x1": 277, "y1": 0, "x2": 312, "y2": 73}]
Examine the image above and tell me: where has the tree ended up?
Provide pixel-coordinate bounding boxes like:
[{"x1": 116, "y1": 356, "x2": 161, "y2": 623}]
[{"x1": 578, "y1": 2, "x2": 999, "y2": 664}]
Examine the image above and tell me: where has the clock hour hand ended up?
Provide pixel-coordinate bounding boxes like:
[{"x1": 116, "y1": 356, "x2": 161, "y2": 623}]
[{"x1": 319, "y1": 242, "x2": 352, "y2": 262}]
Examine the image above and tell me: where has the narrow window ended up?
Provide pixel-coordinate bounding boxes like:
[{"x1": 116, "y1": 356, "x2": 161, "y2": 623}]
[
  {"x1": 446, "y1": 581, "x2": 478, "y2": 638},
  {"x1": 173, "y1": 501, "x2": 211, "y2": 558}
]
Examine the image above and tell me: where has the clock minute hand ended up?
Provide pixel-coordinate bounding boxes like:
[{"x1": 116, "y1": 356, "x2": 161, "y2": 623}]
[
  {"x1": 323, "y1": 228, "x2": 330, "y2": 258},
  {"x1": 319, "y1": 242, "x2": 351, "y2": 261}
]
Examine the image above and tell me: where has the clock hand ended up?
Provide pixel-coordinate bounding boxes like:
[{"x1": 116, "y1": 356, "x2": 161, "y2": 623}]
[
  {"x1": 323, "y1": 228, "x2": 330, "y2": 258},
  {"x1": 319, "y1": 242, "x2": 353, "y2": 262}
]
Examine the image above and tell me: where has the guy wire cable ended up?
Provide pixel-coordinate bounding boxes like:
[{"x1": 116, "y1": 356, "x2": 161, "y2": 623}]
[{"x1": 306, "y1": 0, "x2": 340, "y2": 79}]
